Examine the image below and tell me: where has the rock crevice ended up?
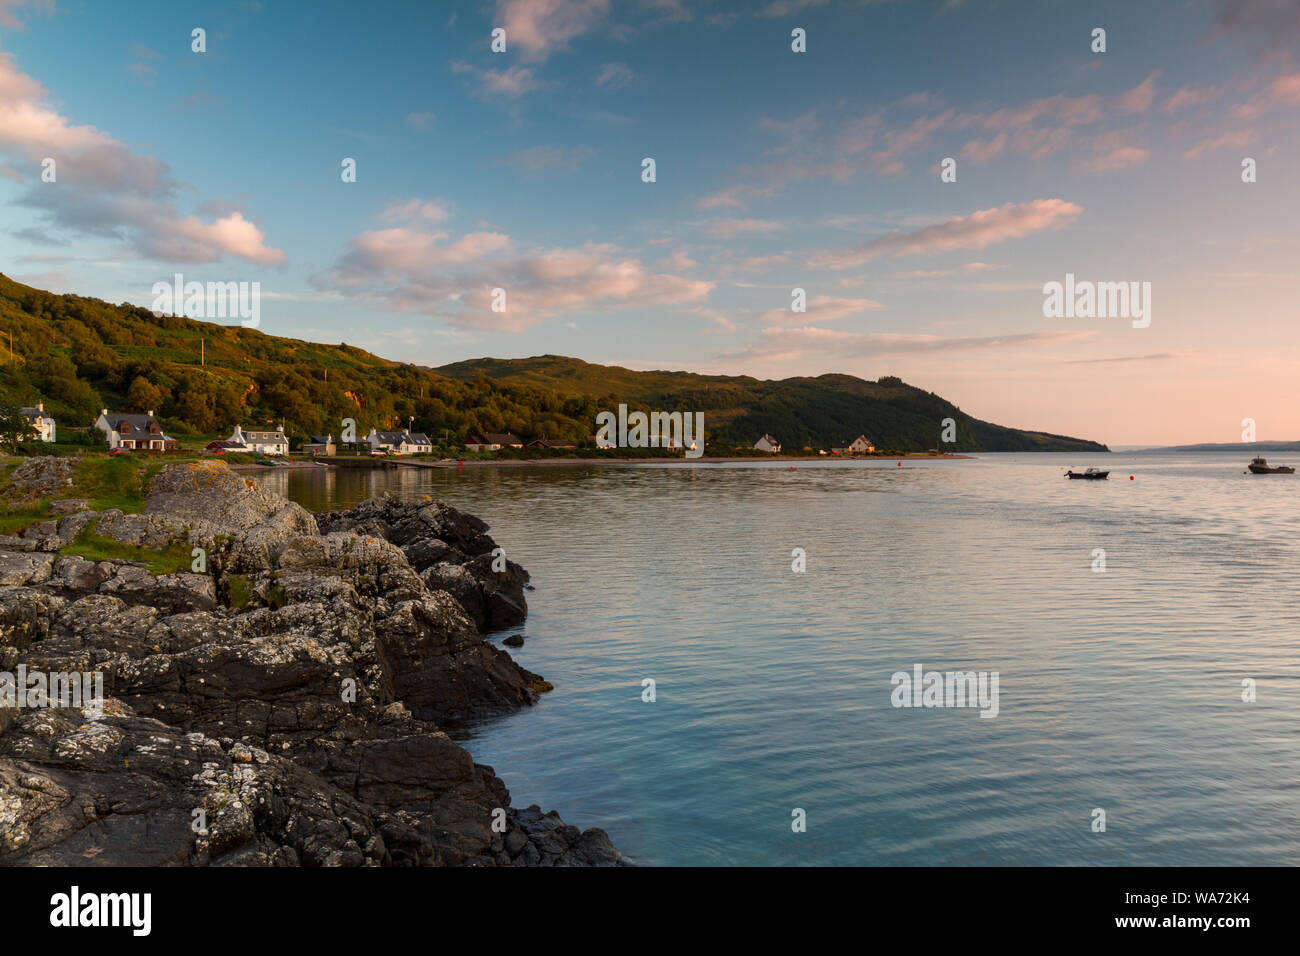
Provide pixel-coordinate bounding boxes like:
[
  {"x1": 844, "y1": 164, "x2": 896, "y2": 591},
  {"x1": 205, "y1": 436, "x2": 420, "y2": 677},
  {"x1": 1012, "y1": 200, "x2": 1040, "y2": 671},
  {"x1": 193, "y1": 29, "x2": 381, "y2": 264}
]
[{"x1": 0, "y1": 461, "x2": 619, "y2": 867}]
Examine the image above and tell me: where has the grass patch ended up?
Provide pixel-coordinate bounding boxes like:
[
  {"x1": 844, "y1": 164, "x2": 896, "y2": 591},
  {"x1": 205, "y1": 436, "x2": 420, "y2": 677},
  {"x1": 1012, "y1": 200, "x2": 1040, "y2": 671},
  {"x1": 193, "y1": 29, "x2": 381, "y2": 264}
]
[
  {"x1": 59, "y1": 519, "x2": 195, "y2": 575},
  {"x1": 70, "y1": 456, "x2": 152, "y2": 513},
  {"x1": 0, "y1": 498, "x2": 53, "y2": 535},
  {"x1": 227, "y1": 573, "x2": 253, "y2": 610}
]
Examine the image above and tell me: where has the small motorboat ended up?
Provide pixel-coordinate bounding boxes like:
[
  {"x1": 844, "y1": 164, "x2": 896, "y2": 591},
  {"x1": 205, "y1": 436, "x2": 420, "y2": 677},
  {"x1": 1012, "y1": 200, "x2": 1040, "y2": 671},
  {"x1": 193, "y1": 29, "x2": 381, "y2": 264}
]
[
  {"x1": 1247, "y1": 457, "x2": 1294, "y2": 474},
  {"x1": 1065, "y1": 467, "x2": 1109, "y2": 480}
]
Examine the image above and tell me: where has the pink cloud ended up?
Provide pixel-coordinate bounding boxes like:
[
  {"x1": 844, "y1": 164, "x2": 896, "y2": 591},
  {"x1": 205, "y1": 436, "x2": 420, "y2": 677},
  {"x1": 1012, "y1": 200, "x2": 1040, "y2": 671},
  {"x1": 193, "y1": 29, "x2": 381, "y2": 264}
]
[
  {"x1": 735, "y1": 326, "x2": 1095, "y2": 362},
  {"x1": 1117, "y1": 73, "x2": 1159, "y2": 113},
  {"x1": 0, "y1": 51, "x2": 284, "y2": 266},
  {"x1": 496, "y1": 0, "x2": 611, "y2": 62},
  {"x1": 451, "y1": 61, "x2": 538, "y2": 99},
  {"x1": 806, "y1": 199, "x2": 1083, "y2": 270},
  {"x1": 704, "y1": 218, "x2": 785, "y2": 239},
  {"x1": 759, "y1": 294, "x2": 885, "y2": 326},
  {"x1": 1183, "y1": 128, "x2": 1255, "y2": 159},
  {"x1": 317, "y1": 217, "x2": 712, "y2": 331},
  {"x1": 1087, "y1": 145, "x2": 1150, "y2": 171}
]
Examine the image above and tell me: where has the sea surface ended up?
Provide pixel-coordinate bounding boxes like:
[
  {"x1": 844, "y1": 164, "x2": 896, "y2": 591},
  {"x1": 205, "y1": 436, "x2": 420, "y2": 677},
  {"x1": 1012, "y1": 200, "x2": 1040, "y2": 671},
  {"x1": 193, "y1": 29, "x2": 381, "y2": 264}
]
[{"x1": 254, "y1": 452, "x2": 1300, "y2": 866}]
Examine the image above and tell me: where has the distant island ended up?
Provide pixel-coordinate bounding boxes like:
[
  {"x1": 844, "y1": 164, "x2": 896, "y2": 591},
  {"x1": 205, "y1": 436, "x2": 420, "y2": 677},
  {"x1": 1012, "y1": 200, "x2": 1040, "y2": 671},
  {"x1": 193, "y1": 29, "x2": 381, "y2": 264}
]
[
  {"x1": 1122, "y1": 441, "x2": 1300, "y2": 453},
  {"x1": 0, "y1": 274, "x2": 1106, "y2": 454}
]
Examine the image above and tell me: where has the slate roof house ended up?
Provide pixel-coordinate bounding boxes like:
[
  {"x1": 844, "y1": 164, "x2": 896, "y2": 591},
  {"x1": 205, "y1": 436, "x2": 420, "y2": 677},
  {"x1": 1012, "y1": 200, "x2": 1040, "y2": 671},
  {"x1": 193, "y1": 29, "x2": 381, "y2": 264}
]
[
  {"x1": 754, "y1": 434, "x2": 781, "y2": 453},
  {"x1": 368, "y1": 428, "x2": 433, "y2": 454},
  {"x1": 528, "y1": 439, "x2": 577, "y2": 449},
  {"x1": 217, "y1": 424, "x2": 290, "y2": 456},
  {"x1": 93, "y1": 410, "x2": 178, "y2": 451},
  {"x1": 20, "y1": 401, "x2": 55, "y2": 442},
  {"x1": 465, "y1": 432, "x2": 523, "y2": 451}
]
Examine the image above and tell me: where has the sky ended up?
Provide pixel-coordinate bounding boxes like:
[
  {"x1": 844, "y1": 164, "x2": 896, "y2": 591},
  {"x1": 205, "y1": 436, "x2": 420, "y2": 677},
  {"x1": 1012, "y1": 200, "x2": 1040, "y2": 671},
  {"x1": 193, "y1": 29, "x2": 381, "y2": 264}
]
[{"x1": 0, "y1": 0, "x2": 1297, "y2": 446}]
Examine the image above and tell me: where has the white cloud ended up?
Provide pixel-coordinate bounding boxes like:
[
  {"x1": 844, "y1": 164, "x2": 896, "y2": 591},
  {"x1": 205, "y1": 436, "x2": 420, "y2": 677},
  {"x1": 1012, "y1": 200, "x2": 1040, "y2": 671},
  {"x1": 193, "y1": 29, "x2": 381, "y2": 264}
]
[
  {"x1": 0, "y1": 52, "x2": 284, "y2": 265},
  {"x1": 316, "y1": 215, "x2": 713, "y2": 331}
]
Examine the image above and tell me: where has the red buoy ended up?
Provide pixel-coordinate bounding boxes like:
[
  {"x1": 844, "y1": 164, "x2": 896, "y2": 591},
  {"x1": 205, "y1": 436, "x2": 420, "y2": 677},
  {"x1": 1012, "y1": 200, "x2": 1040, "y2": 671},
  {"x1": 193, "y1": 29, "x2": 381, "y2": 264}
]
[{"x1": 1129, "y1": 475, "x2": 1134, "y2": 480}]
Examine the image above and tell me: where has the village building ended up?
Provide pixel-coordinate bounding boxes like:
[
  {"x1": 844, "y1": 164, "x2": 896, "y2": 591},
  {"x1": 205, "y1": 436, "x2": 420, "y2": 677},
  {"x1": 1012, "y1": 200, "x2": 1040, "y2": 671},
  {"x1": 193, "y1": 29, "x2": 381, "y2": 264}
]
[
  {"x1": 754, "y1": 434, "x2": 782, "y2": 453},
  {"x1": 20, "y1": 401, "x2": 55, "y2": 442},
  {"x1": 368, "y1": 428, "x2": 433, "y2": 454},
  {"x1": 465, "y1": 432, "x2": 523, "y2": 452},
  {"x1": 832, "y1": 435, "x2": 875, "y2": 455},
  {"x1": 93, "y1": 409, "x2": 178, "y2": 451},
  {"x1": 528, "y1": 439, "x2": 578, "y2": 449},
  {"x1": 303, "y1": 434, "x2": 337, "y2": 456},
  {"x1": 221, "y1": 424, "x2": 290, "y2": 456}
]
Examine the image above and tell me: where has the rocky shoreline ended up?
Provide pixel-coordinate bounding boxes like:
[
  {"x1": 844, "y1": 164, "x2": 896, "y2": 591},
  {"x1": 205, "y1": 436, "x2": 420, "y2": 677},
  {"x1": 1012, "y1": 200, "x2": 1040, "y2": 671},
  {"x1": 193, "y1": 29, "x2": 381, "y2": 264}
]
[{"x1": 0, "y1": 458, "x2": 623, "y2": 866}]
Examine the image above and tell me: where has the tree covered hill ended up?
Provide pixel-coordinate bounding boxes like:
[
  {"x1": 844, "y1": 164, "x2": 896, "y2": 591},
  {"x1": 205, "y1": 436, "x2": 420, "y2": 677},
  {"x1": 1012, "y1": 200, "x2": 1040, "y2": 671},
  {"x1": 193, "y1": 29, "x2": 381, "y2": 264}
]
[
  {"x1": 436, "y1": 355, "x2": 1108, "y2": 452},
  {"x1": 0, "y1": 274, "x2": 1105, "y2": 452}
]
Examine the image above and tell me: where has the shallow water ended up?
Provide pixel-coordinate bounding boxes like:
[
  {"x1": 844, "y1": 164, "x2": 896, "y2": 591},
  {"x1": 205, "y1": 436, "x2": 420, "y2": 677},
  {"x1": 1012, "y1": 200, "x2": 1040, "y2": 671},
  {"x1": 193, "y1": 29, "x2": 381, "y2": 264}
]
[{"x1": 255, "y1": 452, "x2": 1300, "y2": 865}]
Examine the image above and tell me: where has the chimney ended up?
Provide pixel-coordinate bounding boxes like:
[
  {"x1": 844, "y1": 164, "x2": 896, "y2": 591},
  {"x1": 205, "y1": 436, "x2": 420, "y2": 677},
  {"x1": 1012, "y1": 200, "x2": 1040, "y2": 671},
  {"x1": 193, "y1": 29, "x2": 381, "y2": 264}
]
[
  {"x1": 36, "y1": 401, "x2": 43, "y2": 412},
  {"x1": 101, "y1": 408, "x2": 107, "y2": 418},
  {"x1": 147, "y1": 410, "x2": 154, "y2": 418}
]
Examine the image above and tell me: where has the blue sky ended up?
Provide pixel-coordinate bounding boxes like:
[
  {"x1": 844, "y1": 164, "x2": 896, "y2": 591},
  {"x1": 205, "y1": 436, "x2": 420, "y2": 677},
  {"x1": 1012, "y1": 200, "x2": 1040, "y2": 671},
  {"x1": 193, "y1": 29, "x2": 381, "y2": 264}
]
[{"x1": 1, "y1": 0, "x2": 1298, "y2": 444}]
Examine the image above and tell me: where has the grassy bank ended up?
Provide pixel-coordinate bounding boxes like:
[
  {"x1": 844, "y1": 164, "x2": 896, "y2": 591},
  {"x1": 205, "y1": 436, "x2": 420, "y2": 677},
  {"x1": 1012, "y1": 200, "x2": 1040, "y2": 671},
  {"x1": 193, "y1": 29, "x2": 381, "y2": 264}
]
[{"x1": 58, "y1": 518, "x2": 194, "y2": 575}]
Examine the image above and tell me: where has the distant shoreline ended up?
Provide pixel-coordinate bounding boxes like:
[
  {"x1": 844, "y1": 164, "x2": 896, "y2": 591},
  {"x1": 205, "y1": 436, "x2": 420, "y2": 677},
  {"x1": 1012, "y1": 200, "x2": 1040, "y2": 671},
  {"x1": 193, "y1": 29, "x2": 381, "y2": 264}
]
[{"x1": 229, "y1": 452, "x2": 974, "y2": 472}]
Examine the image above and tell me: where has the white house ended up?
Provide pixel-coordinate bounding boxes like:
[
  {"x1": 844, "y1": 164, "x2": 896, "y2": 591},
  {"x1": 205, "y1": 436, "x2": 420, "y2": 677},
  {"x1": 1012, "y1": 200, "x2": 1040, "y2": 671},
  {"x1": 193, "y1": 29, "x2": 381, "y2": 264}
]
[
  {"x1": 754, "y1": 434, "x2": 781, "y2": 453},
  {"x1": 368, "y1": 428, "x2": 433, "y2": 454},
  {"x1": 93, "y1": 410, "x2": 177, "y2": 451},
  {"x1": 848, "y1": 435, "x2": 875, "y2": 453},
  {"x1": 833, "y1": 435, "x2": 875, "y2": 455},
  {"x1": 20, "y1": 401, "x2": 55, "y2": 442},
  {"x1": 225, "y1": 424, "x2": 290, "y2": 455}
]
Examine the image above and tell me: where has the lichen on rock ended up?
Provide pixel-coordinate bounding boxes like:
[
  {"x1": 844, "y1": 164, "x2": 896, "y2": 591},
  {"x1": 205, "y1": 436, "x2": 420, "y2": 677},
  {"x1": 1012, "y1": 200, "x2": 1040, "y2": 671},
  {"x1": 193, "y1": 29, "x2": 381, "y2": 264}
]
[{"x1": 0, "y1": 459, "x2": 621, "y2": 867}]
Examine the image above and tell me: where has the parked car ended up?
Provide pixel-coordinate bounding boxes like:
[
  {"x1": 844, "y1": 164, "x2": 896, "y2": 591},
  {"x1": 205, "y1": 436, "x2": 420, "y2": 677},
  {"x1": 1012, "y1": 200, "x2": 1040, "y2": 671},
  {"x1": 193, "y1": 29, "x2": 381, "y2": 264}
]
[{"x1": 110, "y1": 447, "x2": 131, "y2": 455}]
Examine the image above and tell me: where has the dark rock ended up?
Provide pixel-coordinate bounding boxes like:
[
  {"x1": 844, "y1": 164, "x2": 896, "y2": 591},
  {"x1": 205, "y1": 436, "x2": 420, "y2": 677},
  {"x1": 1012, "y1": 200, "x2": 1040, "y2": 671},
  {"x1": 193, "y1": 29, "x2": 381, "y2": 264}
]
[
  {"x1": 0, "y1": 460, "x2": 620, "y2": 868},
  {"x1": 503, "y1": 634, "x2": 525, "y2": 647},
  {"x1": 319, "y1": 494, "x2": 529, "y2": 632}
]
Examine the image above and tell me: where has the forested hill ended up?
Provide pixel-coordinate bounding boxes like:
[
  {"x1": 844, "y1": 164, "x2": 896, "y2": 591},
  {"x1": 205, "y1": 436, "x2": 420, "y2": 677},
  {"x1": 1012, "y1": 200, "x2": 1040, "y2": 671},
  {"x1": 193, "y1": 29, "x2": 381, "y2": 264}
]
[
  {"x1": 0, "y1": 274, "x2": 1106, "y2": 452},
  {"x1": 436, "y1": 355, "x2": 1108, "y2": 452}
]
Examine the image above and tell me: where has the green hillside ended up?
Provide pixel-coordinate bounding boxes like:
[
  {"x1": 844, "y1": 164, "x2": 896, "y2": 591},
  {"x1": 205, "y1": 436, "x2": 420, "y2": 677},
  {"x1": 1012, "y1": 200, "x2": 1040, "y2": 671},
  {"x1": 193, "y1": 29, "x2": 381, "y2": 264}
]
[
  {"x1": 436, "y1": 356, "x2": 1108, "y2": 452},
  {"x1": 0, "y1": 274, "x2": 1105, "y2": 452}
]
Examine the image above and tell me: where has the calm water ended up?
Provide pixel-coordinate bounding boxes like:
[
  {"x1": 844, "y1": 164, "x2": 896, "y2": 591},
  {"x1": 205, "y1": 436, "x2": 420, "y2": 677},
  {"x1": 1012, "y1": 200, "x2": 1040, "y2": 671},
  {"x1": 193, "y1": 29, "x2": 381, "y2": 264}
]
[{"x1": 255, "y1": 453, "x2": 1300, "y2": 866}]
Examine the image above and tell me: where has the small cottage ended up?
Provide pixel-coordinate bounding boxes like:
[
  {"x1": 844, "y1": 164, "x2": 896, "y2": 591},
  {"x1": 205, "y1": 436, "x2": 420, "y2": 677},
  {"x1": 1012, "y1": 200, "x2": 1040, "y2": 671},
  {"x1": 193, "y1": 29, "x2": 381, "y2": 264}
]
[
  {"x1": 222, "y1": 424, "x2": 290, "y2": 456},
  {"x1": 303, "y1": 434, "x2": 337, "y2": 456}
]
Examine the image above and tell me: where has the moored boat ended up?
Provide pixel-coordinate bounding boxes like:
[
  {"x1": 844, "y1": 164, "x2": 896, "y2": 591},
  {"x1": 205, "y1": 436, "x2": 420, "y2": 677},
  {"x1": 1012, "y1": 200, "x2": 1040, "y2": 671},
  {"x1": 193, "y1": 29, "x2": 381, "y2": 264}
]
[
  {"x1": 1247, "y1": 457, "x2": 1294, "y2": 474},
  {"x1": 1065, "y1": 467, "x2": 1109, "y2": 480}
]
